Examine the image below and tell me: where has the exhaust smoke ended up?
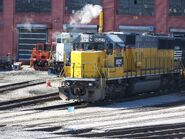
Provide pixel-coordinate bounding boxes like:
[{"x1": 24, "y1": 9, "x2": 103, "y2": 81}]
[
  {"x1": 70, "y1": 4, "x2": 102, "y2": 25},
  {"x1": 23, "y1": 17, "x2": 33, "y2": 32},
  {"x1": 52, "y1": 31, "x2": 61, "y2": 41}
]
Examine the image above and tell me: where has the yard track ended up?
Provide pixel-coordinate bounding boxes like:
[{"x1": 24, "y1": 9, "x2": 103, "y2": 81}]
[
  {"x1": 0, "y1": 79, "x2": 47, "y2": 93},
  {"x1": 74, "y1": 123, "x2": 185, "y2": 138},
  {"x1": 0, "y1": 92, "x2": 59, "y2": 110}
]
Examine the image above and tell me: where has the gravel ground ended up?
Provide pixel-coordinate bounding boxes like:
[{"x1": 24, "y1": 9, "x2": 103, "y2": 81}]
[
  {"x1": 0, "y1": 65, "x2": 60, "y2": 102},
  {"x1": 0, "y1": 66, "x2": 64, "y2": 138},
  {"x1": 0, "y1": 92, "x2": 185, "y2": 138},
  {"x1": 0, "y1": 67, "x2": 185, "y2": 138},
  {"x1": 0, "y1": 66, "x2": 56, "y2": 86},
  {"x1": 0, "y1": 81, "x2": 59, "y2": 102}
]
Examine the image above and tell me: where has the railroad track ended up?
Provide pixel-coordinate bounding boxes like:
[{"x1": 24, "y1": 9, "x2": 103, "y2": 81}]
[
  {"x1": 86, "y1": 89, "x2": 185, "y2": 110},
  {"x1": 0, "y1": 93, "x2": 88, "y2": 111},
  {"x1": 0, "y1": 85, "x2": 183, "y2": 111},
  {"x1": 28, "y1": 90, "x2": 184, "y2": 112},
  {"x1": 0, "y1": 79, "x2": 47, "y2": 93},
  {"x1": 32, "y1": 102, "x2": 88, "y2": 111},
  {"x1": 18, "y1": 90, "x2": 161, "y2": 111},
  {"x1": 0, "y1": 92, "x2": 60, "y2": 110},
  {"x1": 1, "y1": 90, "x2": 185, "y2": 138},
  {"x1": 73, "y1": 123, "x2": 185, "y2": 138}
]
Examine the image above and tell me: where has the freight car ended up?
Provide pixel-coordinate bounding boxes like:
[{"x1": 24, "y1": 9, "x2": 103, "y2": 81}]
[
  {"x1": 59, "y1": 33, "x2": 185, "y2": 102},
  {"x1": 30, "y1": 43, "x2": 55, "y2": 71}
]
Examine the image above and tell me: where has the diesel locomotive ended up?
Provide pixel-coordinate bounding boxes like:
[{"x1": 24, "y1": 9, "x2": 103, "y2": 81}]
[
  {"x1": 58, "y1": 33, "x2": 185, "y2": 102},
  {"x1": 48, "y1": 33, "x2": 79, "y2": 75}
]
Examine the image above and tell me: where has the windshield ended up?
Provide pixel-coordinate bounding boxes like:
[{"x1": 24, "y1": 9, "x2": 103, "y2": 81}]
[
  {"x1": 116, "y1": 43, "x2": 125, "y2": 48},
  {"x1": 73, "y1": 43, "x2": 105, "y2": 51},
  {"x1": 107, "y1": 34, "x2": 124, "y2": 43}
]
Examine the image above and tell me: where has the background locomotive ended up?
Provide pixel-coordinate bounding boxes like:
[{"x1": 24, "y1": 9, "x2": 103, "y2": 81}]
[
  {"x1": 48, "y1": 33, "x2": 78, "y2": 75},
  {"x1": 59, "y1": 33, "x2": 185, "y2": 102}
]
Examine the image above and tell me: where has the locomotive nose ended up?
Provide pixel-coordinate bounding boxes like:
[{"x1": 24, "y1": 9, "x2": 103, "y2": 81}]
[
  {"x1": 74, "y1": 88, "x2": 86, "y2": 96},
  {"x1": 59, "y1": 87, "x2": 70, "y2": 101}
]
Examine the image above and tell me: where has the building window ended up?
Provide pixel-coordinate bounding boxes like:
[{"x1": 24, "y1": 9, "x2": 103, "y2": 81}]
[
  {"x1": 117, "y1": 0, "x2": 154, "y2": 16},
  {"x1": 65, "y1": 0, "x2": 101, "y2": 14},
  {"x1": 16, "y1": 0, "x2": 51, "y2": 13},
  {"x1": 169, "y1": 0, "x2": 185, "y2": 16},
  {"x1": 0, "y1": 0, "x2": 3, "y2": 12}
]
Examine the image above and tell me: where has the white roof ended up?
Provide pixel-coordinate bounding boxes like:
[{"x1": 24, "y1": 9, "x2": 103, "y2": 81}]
[{"x1": 107, "y1": 34, "x2": 123, "y2": 43}]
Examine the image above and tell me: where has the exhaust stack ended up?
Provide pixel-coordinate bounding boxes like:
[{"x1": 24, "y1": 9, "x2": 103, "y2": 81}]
[{"x1": 98, "y1": 11, "x2": 103, "y2": 33}]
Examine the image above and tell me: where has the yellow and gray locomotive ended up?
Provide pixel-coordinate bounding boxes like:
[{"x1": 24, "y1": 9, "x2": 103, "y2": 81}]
[{"x1": 59, "y1": 33, "x2": 185, "y2": 102}]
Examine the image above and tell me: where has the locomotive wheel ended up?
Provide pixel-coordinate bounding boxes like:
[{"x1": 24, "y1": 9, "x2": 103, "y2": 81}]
[
  {"x1": 33, "y1": 63, "x2": 39, "y2": 70},
  {"x1": 4, "y1": 63, "x2": 12, "y2": 70},
  {"x1": 105, "y1": 84, "x2": 126, "y2": 100},
  {"x1": 33, "y1": 61, "x2": 48, "y2": 71},
  {"x1": 105, "y1": 85, "x2": 113, "y2": 100}
]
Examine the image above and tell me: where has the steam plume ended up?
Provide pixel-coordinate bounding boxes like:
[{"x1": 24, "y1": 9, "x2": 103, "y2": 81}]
[
  {"x1": 23, "y1": 17, "x2": 33, "y2": 32},
  {"x1": 70, "y1": 4, "x2": 102, "y2": 25},
  {"x1": 52, "y1": 31, "x2": 61, "y2": 41}
]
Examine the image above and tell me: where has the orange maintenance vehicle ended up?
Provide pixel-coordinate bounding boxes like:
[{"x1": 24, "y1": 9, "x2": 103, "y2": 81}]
[{"x1": 30, "y1": 43, "x2": 55, "y2": 71}]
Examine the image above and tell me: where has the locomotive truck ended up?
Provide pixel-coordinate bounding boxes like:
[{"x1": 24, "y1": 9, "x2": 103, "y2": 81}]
[{"x1": 58, "y1": 33, "x2": 185, "y2": 102}]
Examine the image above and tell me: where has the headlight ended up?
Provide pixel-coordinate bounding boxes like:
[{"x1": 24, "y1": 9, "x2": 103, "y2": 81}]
[{"x1": 88, "y1": 83, "x2": 93, "y2": 87}]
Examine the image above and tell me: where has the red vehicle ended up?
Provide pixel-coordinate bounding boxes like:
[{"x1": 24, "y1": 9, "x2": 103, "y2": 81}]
[{"x1": 30, "y1": 43, "x2": 55, "y2": 70}]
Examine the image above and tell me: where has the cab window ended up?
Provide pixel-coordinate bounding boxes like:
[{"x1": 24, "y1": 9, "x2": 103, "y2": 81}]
[{"x1": 107, "y1": 43, "x2": 113, "y2": 55}]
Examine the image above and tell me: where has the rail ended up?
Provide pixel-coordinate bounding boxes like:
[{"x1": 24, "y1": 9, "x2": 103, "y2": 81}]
[
  {"x1": 0, "y1": 92, "x2": 59, "y2": 110},
  {"x1": 0, "y1": 79, "x2": 46, "y2": 93}
]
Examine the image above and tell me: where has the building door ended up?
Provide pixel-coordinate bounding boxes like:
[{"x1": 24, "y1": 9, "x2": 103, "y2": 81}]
[
  {"x1": 119, "y1": 25, "x2": 154, "y2": 33},
  {"x1": 63, "y1": 24, "x2": 98, "y2": 33},
  {"x1": 170, "y1": 28, "x2": 185, "y2": 38},
  {"x1": 17, "y1": 24, "x2": 48, "y2": 62}
]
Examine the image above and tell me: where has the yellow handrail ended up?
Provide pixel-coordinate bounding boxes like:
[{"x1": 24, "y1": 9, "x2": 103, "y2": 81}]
[{"x1": 72, "y1": 62, "x2": 104, "y2": 79}]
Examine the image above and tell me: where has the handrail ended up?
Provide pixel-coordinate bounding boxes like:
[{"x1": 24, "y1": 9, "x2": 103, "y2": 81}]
[
  {"x1": 95, "y1": 64, "x2": 103, "y2": 79},
  {"x1": 59, "y1": 66, "x2": 65, "y2": 77},
  {"x1": 72, "y1": 62, "x2": 103, "y2": 79},
  {"x1": 176, "y1": 60, "x2": 185, "y2": 74}
]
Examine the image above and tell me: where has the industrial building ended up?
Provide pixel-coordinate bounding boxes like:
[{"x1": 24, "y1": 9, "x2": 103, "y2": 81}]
[{"x1": 0, "y1": 0, "x2": 185, "y2": 62}]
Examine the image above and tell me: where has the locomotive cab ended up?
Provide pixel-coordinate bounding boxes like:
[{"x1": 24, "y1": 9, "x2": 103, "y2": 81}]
[{"x1": 104, "y1": 34, "x2": 125, "y2": 78}]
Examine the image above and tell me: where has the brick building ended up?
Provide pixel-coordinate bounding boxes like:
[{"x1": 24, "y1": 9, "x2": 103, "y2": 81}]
[{"x1": 1, "y1": 0, "x2": 185, "y2": 61}]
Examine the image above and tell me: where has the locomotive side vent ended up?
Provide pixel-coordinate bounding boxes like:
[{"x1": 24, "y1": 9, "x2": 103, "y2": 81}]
[{"x1": 174, "y1": 46, "x2": 182, "y2": 60}]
